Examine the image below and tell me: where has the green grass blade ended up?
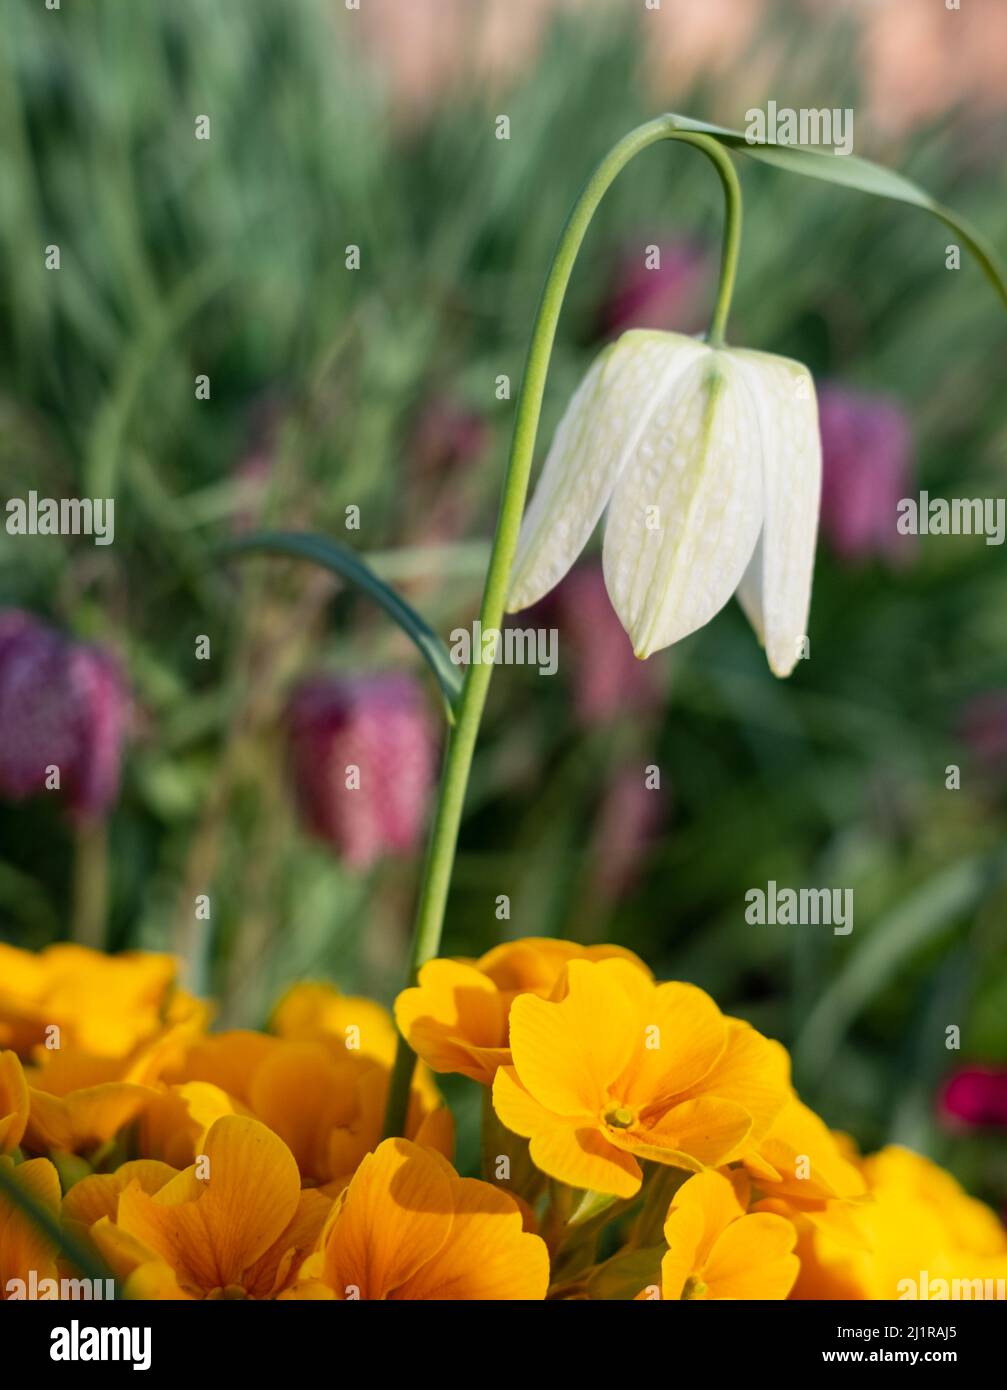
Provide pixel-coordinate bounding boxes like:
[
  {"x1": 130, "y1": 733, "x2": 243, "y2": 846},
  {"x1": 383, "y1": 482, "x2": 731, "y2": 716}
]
[
  {"x1": 665, "y1": 113, "x2": 1007, "y2": 312},
  {"x1": 222, "y1": 531, "x2": 464, "y2": 721}
]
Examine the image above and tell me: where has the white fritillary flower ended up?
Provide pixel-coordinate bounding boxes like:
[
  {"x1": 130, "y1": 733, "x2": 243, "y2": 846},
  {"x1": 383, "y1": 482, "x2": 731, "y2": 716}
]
[{"x1": 506, "y1": 330, "x2": 822, "y2": 677}]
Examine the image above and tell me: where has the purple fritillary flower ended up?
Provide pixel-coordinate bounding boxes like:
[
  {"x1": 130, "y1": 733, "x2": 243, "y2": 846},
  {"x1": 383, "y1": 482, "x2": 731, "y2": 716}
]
[
  {"x1": 287, "y1": 672, "x2": 436, "y2": 869},
  {"x1": 0, "y1": 609, "x2": 129, "y2": 820}
]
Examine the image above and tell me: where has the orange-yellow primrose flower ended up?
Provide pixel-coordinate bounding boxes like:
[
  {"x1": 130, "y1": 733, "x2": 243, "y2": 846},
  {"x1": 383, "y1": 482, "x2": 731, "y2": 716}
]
[
  {"x1": 245, "y1": 1041, "x2": 452, "y2": 1189},
  {"x1": 0, "y1": 1156, "x2": 61, "y2": 1298},
  {"x1": 655, "y1": 1169, "x2": 798, "y2": 1300},
  {"x1": 786, "y1": 1144, "x2": 1007, "y2": 1301},
  {"x1": 0, "y1": 943, "x2": 206, "y2": 1060},
  {"x1": 742, "y1": 1094, "x2": 869, "y2": 1249},
  {"x1": 138, "y1": 1082, "x2": 241, "y2": 1169},
  {"x1": 90, "y1": 1116, "x2": 330, "y2": 1299},
  {"x1": 290, "y1": 1137, "x2": 549, "y2": 1300},
  {"x1": 395, "y1": 938, "x2": 651, "y2": 1084},
  {"x1": 159, "y1": 1030, "x2": 450, "y2": 1186},
  {"x1": 61, "y1": 1158, "x2": 180, "y2": 1266},
  {"x1": 0, "y1": 1051, "x2": 29, "y2": 1154},
  {"x1": 162, "y1": 1029, "x2": 279, "y2": 1107},
  {"x1": 743, "y1": 1094, "x2": 866, "y2": 1206},
  {"x1": 22, "y1": 1051, "x2": 159, "y2": 1155},
  {"x1": 492, "y1": 958, "x2": 789, "y2": 1197},
  {"x1": 19, "y1": 1016, "x2": 201, "y2": 1156},
  {"x1": 271, "y1": 982, "x2": 399, "y2": 1067}
]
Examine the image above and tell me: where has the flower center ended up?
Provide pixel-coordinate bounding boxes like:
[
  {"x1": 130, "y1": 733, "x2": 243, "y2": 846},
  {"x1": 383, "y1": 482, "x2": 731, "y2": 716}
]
[
  {"x1": 682, "y1": 1277, "x2": 708, "y2": 1301},
  {"x1": 603, "y1": 1104, "x2": 636, "y2": 1130}
]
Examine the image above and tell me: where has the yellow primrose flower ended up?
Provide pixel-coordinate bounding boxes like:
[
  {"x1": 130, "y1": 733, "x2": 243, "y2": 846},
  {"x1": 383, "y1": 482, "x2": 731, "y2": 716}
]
[
  {"x1": 22, "y1": 1051, "x2": 160, "y2": 1155},
  {"x1": 20, "y1": 1018, "x2": 199, "y2": 1155},
  {"x1": 0, "y1": 1155, "x2": 61, "y2": 1298},
  {"x1": 90, "y1": 1115, "x2": 330, "y2": 1299},
  {"x1": 138, "y1": 1081, "x2": 241, "y2": 1169},
  {"x1": 744, "y1": 1094, "x2": 866, "y2": 1204},
  {"x1": 507, "y1": 329, "x2": 821, "y2": 676},
  {"x1": 787, "y1": 1144, "x2": 1007, "y2": 1301},
  {"x1": 244, "y1": 1040, "x2": 452, "y2": 1189},
  {"x1": 289, "y1": 1137, "x2": 549, "y2": 1300},
  {"x1": 271, "y1": 981, "x2": 399, "y2": 1066},
  {"x1": 656, "y1": 1169, "x2": 798, "y2": 1300},
  {"x1": 162, "y1": 1029, "x2": 279, "y2": 1107},
  {"x1": 742, "y1": 1093, "x2": 869, "y2": 1249},
  {"x1": 0, "y1": 943, "x2": 205, "y2": 1060},
  {"x1": 0, "y1": 1051, "x2": 29, "y2": 1154},
  {"x1": 492, "y1": 956, "x2": 790, "y2": 1195},
  {"x1": 492, "y1": 957, "x2": 789, "y2": 1197},
  {"x1": 61, "y1": 1158, "x2": 180, "y2": 1260},
  {"x1": 395, "y1": 938, "x2": 651, "y2": 1085},
  {"x1": 161, "y1": 1030, "x2": 451, "y2": 1187}
]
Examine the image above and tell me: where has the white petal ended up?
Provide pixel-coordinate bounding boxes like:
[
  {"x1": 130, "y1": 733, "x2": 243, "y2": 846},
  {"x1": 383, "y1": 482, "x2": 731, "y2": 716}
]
[
  {"x1": 602, "y1": 351, "x2": 764, "y2": 658},
  {"x1": 507, "y1": 331, "x2": 708, "y2": 613},
  {"x1": 729, "y1": 349, "x2": 821, "y2": 677}
]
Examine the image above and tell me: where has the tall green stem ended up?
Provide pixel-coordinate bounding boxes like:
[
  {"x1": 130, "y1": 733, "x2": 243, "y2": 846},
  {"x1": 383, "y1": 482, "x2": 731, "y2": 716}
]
[
  {"x1": 383, "y1": 115, "x2": 743, "y2": 1138},
  {"x1": 71, "y1": 818, "x2": 109, "y2": 950}
]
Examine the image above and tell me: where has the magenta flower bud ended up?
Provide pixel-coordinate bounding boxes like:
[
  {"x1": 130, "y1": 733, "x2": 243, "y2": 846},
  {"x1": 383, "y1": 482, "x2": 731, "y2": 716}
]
[
  {"x1": 230, "y1": 395, "x2": 286, "y2": 535},
  {"x1": 411, "y1": 398, "x2": 488, "y2": 481},
  {"x1": 818, "y1": 384, "x2": 914, "y2": 564},
  {"x1": 590, "y1": 764, "x2": 666, "y2": 900},
  {"x1": 533, "y1": 565, "x2": 663, "y2": 728},
  {"x1": 0, "y1": 609, "x2": 129, "y2": 820},
  {"x1": 598, "y1": 238, "x2": 708, "y2": 339},
  {"x1": 960, "y1": 693, "x2": 1007, "y2": 773},
  {"x1": 940, "y1": 1066, "x2": 1007, "y2": 1129},
  {"x1": 287, "y1": 673, "x2": 436, "y2": 868},
  {"x1": 406, "y1": 398, "x2": 489, "y2": 549}
]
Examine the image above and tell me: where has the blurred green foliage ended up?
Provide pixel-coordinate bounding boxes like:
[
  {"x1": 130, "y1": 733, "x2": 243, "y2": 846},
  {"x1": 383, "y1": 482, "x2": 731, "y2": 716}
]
[{"x1": 1, "y1": 0, "x2": 1005, "y2": 1197}]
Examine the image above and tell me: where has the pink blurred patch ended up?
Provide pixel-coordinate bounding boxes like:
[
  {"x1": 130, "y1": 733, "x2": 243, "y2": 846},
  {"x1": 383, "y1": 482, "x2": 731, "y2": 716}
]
[
  {"x1": 598, "y1": 237, "x2": 708, "y2": 340},
  {"x1": 940, "y1": 1066, "x2": 1007, "y2": 1130},
  {"x1": 530, "y1": 564, "x2": 664, "y2": 728},
  {"x1": 818, "y1": 384, "x2": 915, "y2": 566},
  {"x1": 286, "y1": 672, "x2": 437, "y2": 869},
  {"x1": 0, "y1": 609, "x2": 129, "y2": 821},
  {"x1": 959, "y1": 693, "x2": 1007, "y2": 773}
]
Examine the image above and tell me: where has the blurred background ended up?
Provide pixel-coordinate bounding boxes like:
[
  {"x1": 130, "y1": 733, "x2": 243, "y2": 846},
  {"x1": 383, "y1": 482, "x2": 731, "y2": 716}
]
[{"x1": 1, "y1": 0, "x2": 1005, "y2": 1196}]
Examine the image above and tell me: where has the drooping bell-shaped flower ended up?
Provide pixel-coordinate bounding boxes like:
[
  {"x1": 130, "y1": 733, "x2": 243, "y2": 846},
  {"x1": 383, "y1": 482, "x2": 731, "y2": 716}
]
[{"x1": 506, "y1": 329, "x2": 822, "y2": 677}]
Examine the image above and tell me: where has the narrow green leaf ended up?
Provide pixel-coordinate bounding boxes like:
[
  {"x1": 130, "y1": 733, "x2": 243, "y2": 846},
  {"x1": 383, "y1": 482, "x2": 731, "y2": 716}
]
[
  {"x1": 222, "y1": 531, "x2": 464, "y2": 722},
  {"x1": 665, "y1": 112, "x2": 1007, "y2": 312},
  {"x1": 793, "y1": 851, "x2": 1007, "y2": 1085},
  {"x1": 568, "y1": 1187, "x2": 619, "y2": 1227},
  {"x1": 0, "y1": 1157, "x2": 115, "y2": 1290}
]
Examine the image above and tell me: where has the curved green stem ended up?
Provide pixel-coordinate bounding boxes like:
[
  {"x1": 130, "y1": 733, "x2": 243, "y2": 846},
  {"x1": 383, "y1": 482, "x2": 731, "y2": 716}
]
[{"x1": 382, "y1": 115, "x2": 744, "y2": 1138}]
